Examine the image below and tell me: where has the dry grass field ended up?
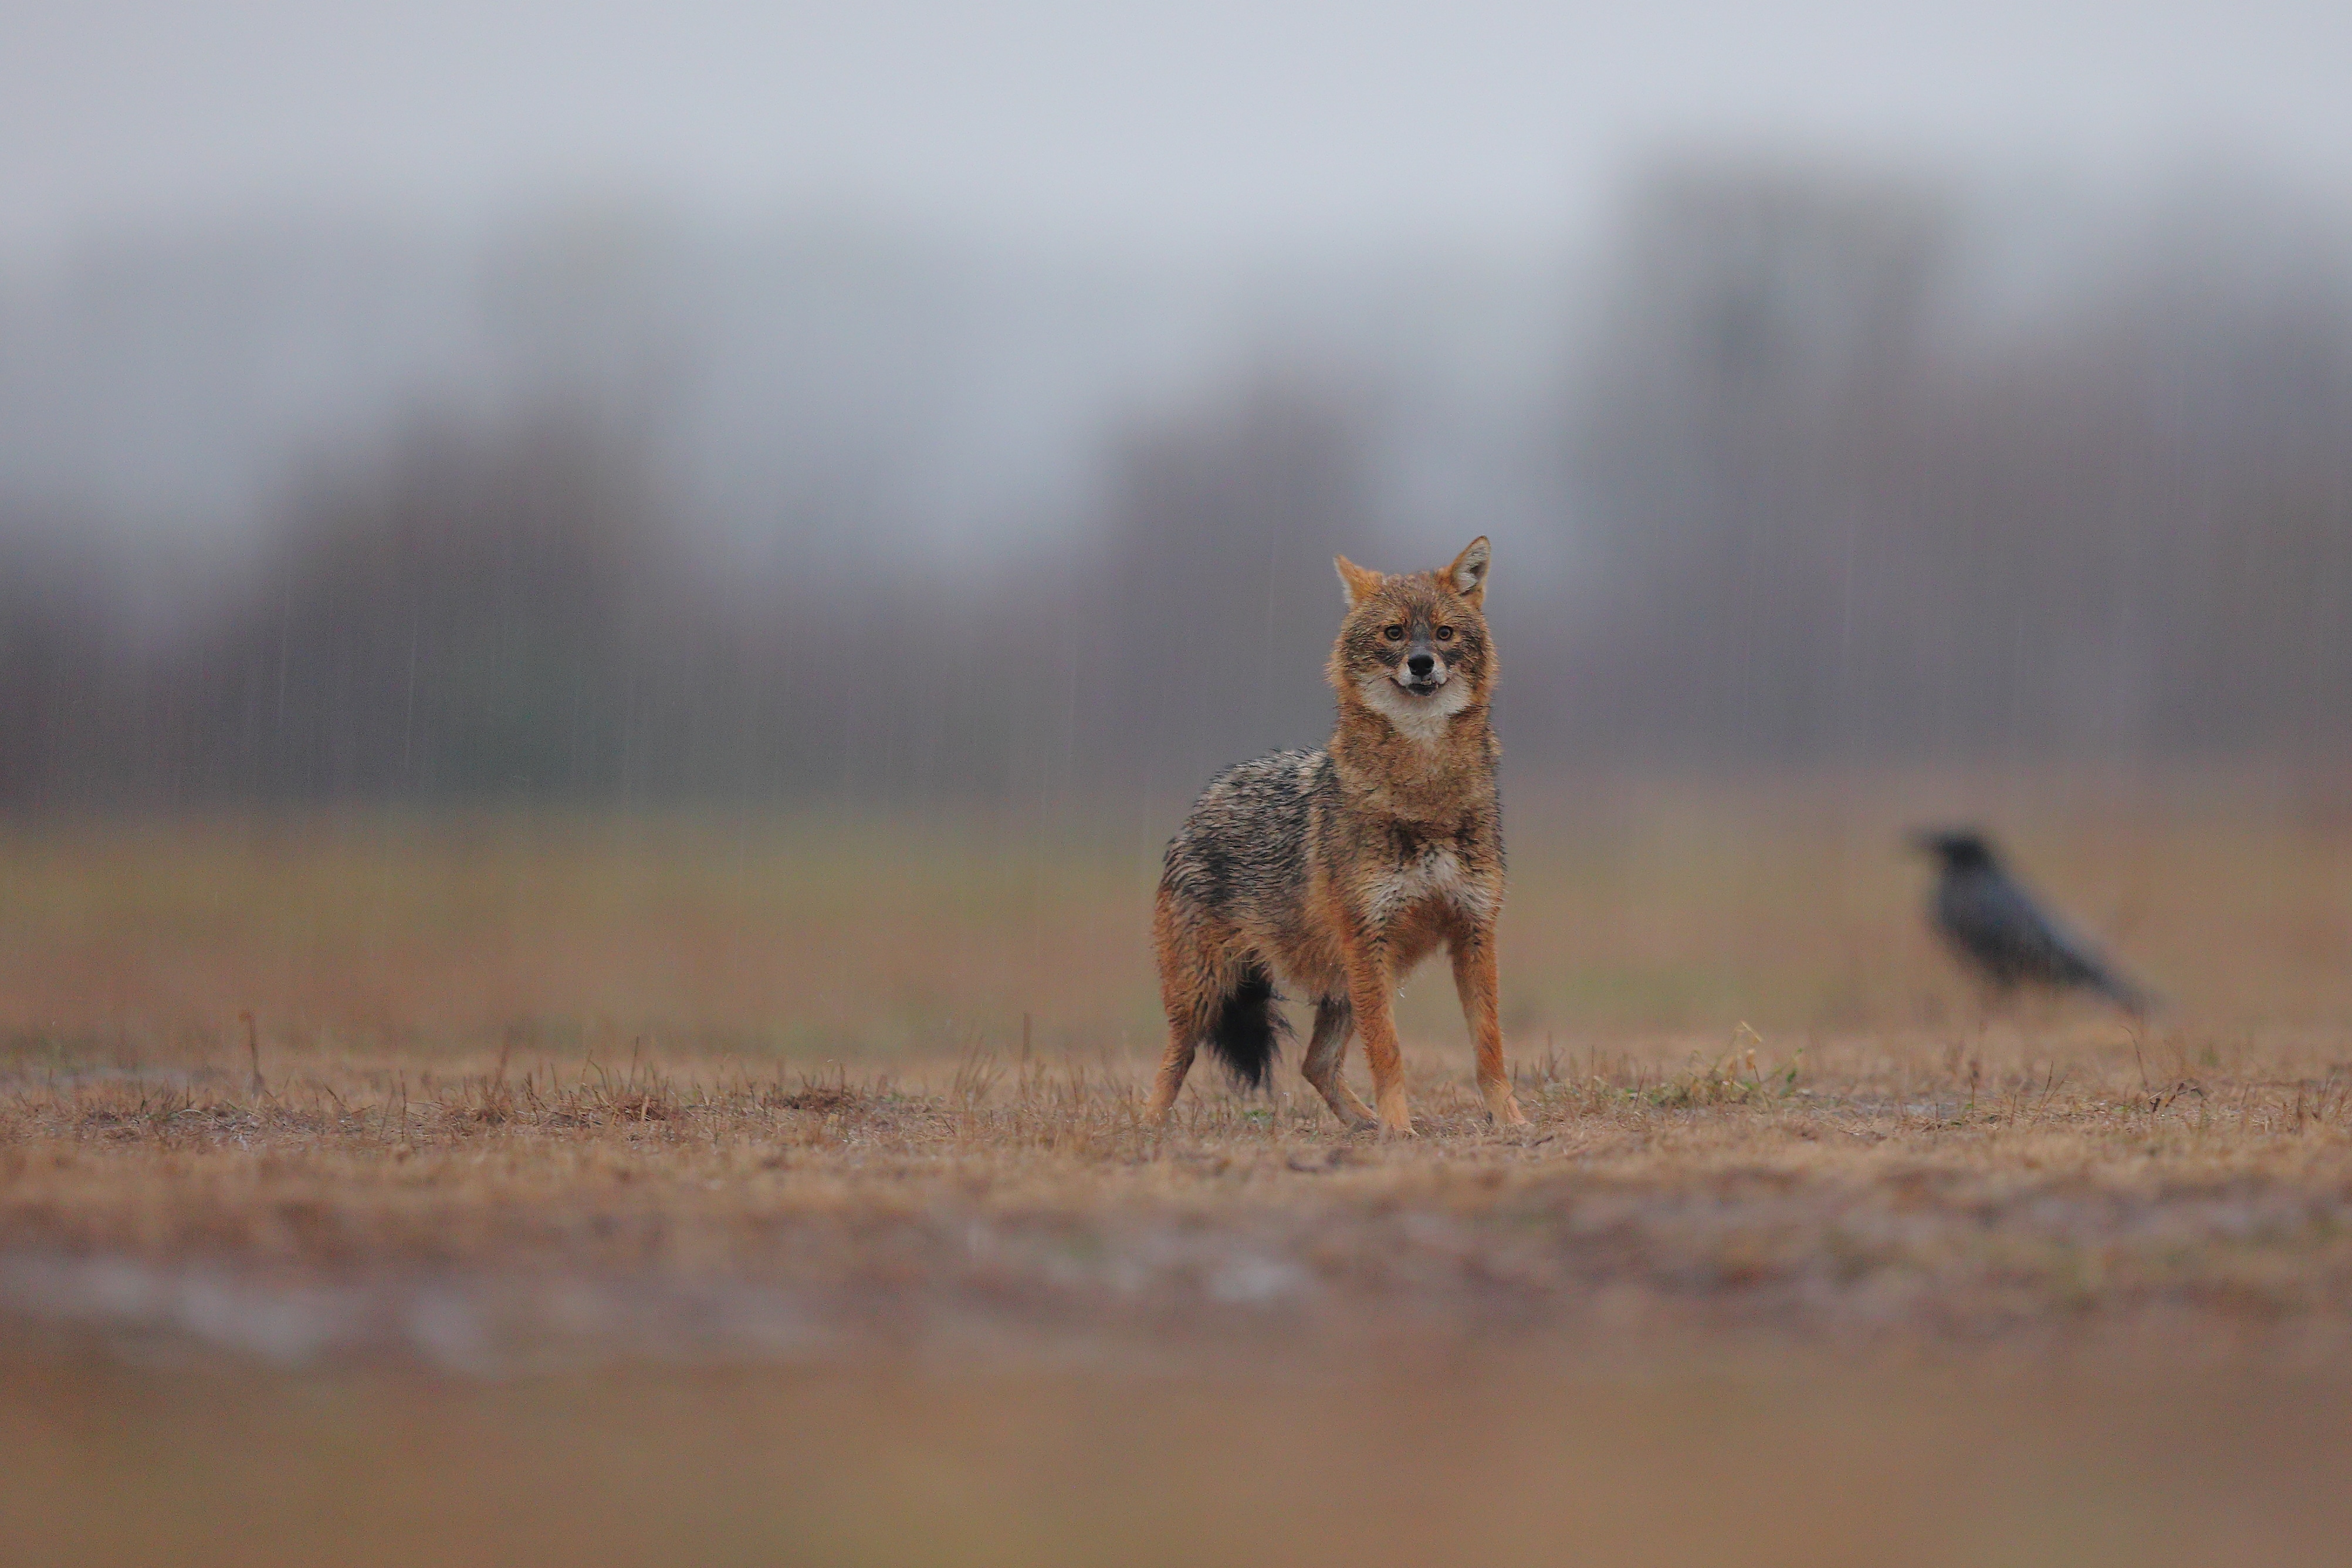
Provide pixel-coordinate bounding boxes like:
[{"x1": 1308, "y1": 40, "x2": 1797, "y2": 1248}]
[{"x1": 5, "y1": 767, "x2": 2351, "y2": 1564}]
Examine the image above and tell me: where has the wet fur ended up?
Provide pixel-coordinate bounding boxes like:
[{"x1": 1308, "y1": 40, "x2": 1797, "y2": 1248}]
[{"x1": 1148, "y1": 539, "x2": 1526, "y2": 1134}]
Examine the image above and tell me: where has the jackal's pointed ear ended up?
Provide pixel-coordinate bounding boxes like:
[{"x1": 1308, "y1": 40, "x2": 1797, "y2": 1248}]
[
  {"x1": 1445, "y1": 536, "x2": 1491, "y2": 606},
  {"x1": 1334, "y1": 554, "x2": 1385, "y2": 608}
]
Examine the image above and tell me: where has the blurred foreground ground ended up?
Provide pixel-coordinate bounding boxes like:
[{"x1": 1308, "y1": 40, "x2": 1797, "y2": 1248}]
[
  {"x1": 3, "y1": 772, "x2": 2349, "y2": 1564},
  {"x1": 9, "y1": 1354, "x2": 2350, "y2": 1567}
]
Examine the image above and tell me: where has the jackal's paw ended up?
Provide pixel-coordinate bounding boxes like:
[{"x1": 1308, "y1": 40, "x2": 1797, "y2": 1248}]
[{"x1": 1489, "y1": 1102, "x2": 1530, "y2": 1127}]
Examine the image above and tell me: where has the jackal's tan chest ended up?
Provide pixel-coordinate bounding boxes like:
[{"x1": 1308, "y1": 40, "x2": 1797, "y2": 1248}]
[{"x1": 1356, "y1": 837, "x2": 1498, "y2": 930}]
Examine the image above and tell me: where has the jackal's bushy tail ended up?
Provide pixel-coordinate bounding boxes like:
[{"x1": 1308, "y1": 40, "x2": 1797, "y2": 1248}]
[{"x1": 1204, "y1": 967, "x2": 1291, "y2": 1089}]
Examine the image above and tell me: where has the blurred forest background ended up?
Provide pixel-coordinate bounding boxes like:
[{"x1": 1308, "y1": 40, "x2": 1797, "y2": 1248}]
[{"x1": 5, "y1": 162, "x2": 2350, "y2": 808}]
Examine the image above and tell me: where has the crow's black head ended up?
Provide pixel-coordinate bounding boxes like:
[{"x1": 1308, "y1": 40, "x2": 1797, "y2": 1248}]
[{"x1": 1911, "y1": 828, "x2": 1999, "y2": 872}]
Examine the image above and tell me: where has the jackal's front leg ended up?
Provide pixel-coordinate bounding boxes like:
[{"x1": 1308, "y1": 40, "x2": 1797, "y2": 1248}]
[
  {"x1": 1341, "y1": 942, "x2": 1414, "y2": 1136},
  {"x1": 1451, "y1": 933, "x2": 1527, "y2": 1125}
]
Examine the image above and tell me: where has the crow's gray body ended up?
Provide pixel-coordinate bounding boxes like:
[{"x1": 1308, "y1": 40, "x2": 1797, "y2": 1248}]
[{"x1": 1916, "y1": 830, "x2": 2151, "y2": 1012}]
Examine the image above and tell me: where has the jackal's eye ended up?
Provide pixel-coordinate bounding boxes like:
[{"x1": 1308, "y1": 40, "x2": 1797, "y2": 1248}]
[
  {"x1": 1434, "y1": 626, "x2": 1455, "y2": 642},
  {"x1": 1382, "y1": 624, "x2": 1405, "y2": 641}
]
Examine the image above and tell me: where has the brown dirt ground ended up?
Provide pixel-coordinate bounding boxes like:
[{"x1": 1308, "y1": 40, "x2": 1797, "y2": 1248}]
[{"x1": 4, "y1": 781, "x2": 2350, "y2": 1564}]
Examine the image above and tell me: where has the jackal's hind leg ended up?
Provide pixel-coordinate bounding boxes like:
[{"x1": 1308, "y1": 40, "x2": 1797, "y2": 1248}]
[
  {"x1": 1146, "y1": 1027, "x2": 1197, "y2": 1125},
  {"x1": 1147, "y1": 897, "x2": 1214, "y2": 1126},
  {"x1": 1299, "y1": 996, "x2": 1376, "y2": 1130}
]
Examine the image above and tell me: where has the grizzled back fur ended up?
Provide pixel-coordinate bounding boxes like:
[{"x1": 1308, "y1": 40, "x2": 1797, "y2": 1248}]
[{"x1": 1155, "y1": 749, "x2": 1334, "y2": 1085}]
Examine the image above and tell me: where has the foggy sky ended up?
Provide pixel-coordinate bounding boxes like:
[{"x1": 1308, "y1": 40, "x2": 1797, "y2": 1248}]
[{"x1": 11, "y1": 1, "x2": 2352, "y2": 264}]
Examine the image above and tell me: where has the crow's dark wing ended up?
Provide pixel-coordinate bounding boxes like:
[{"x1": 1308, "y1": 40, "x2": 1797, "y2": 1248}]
[{"x1": 1933, "y1": 868, "x2": 2147, "y2": 1008}]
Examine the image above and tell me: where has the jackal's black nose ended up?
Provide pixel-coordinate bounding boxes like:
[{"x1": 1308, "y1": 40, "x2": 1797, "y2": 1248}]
[{"x1": 1406, "y1": 652, "x2": 1436, "y2": 679}]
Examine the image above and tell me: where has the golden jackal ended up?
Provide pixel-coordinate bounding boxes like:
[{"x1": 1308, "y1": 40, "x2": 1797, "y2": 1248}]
[{"x1": 1147, "y1": 537, "x2": 1525, "y2": 1136}]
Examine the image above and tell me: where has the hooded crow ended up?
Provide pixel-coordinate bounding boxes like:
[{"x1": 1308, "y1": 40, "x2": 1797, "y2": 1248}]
[{"x1": 1912, "y1": 829, "x2": 2153, "y2": 1014}]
